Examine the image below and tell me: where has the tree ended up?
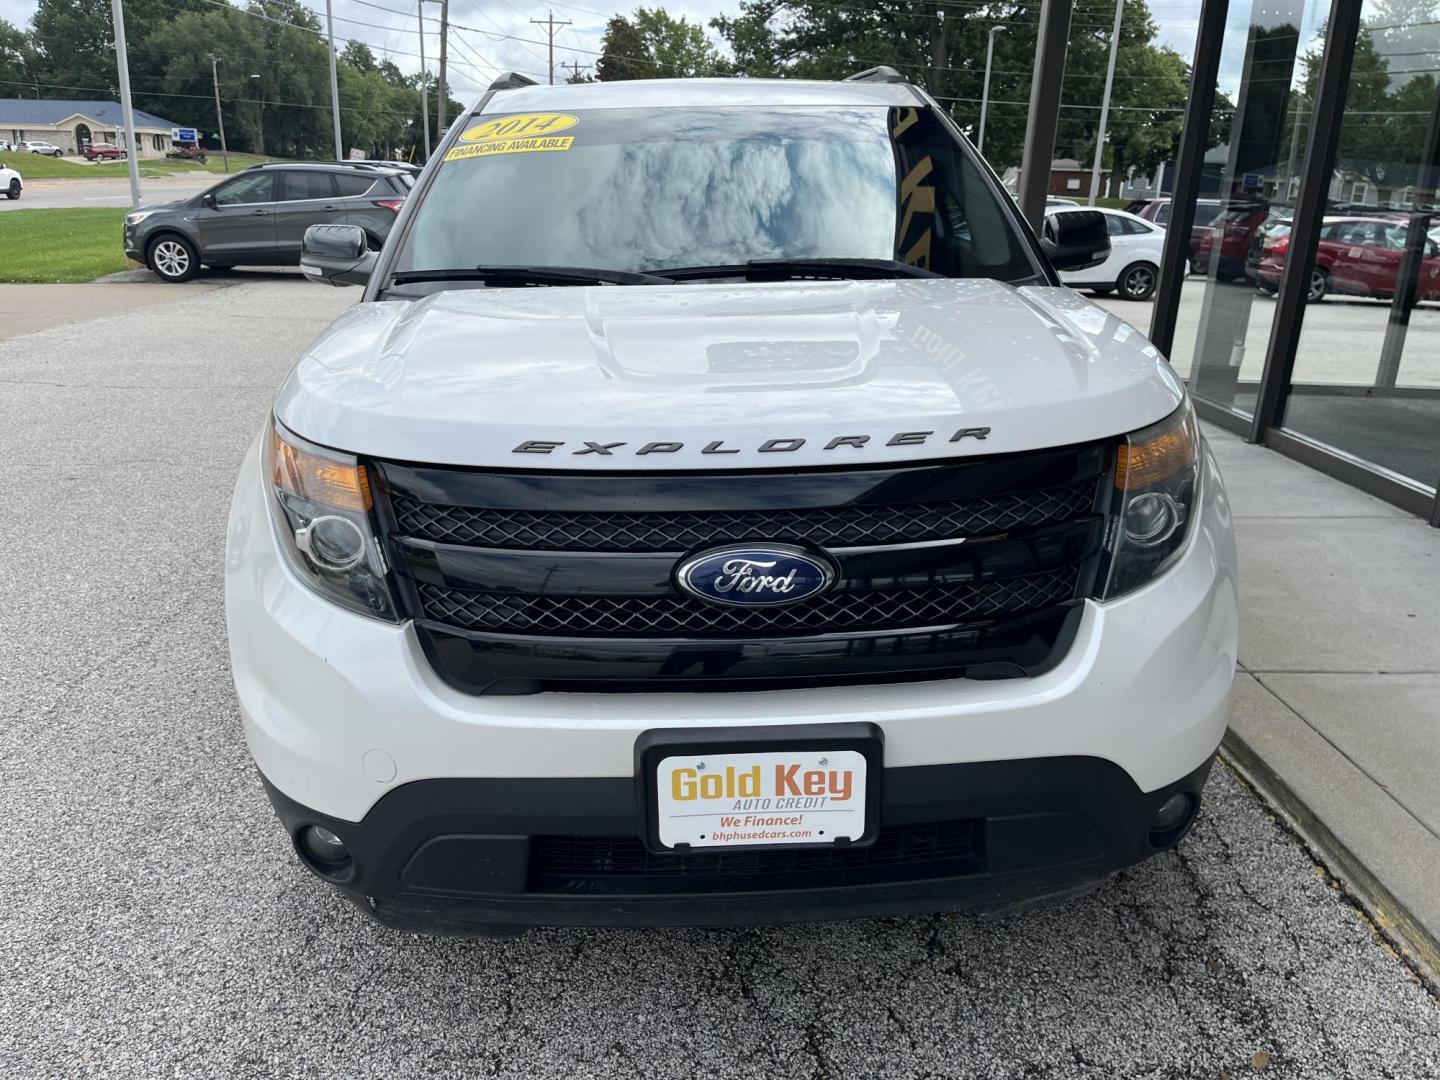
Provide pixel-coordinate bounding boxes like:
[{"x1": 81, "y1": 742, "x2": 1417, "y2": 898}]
[
  {"x1": 1286, "y1": 25, "x2": 1438, "y2": 193},
  {"x1": 341, "y1": 40, "x2": 377, "y2": 74},
  {"x1": 597, "y1": 8, "x2": 725, "y2": 80},
  {"x1": 27, "y1": 0, "x2": 210, "y2": 101},
  {"x1": 0, "y1": 18, "x2": 30, "y2": 95},
  {"x1": 596, "y1": 15, "x2": 656, "y2": 80},
  {"x1": 711, "y1": 0, "x2": 1198, "y2": 177}
]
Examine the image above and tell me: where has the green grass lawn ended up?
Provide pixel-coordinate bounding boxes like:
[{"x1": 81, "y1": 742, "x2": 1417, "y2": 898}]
[
  {"x1": 0, "y1": 150, "x2": 284, "y2": 179},
  {"x1": 0, "y1": 208, "x2": 131, "y2": 282}
]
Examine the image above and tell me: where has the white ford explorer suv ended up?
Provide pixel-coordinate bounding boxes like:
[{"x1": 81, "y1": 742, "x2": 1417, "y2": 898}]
[{"x1": 226, "y1": 69, "x2": 1238, "y2": 935}]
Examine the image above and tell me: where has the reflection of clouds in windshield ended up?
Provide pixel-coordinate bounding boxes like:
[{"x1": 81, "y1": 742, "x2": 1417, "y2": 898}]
[{"x1": 408, "y1": 108, "x2": 898, "y2": 273}]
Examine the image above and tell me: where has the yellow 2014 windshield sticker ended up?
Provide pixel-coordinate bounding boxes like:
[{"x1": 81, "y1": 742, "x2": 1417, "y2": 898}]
[{"x1": 444, "y1": 112, "x2": 579, "y2": 160}]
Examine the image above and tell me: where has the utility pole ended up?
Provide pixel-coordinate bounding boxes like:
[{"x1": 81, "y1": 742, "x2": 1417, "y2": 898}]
[
  {"x1": 977, "y1": 25, "x2": 1004, "y2": 155},
  {"x1": 210, "y1": 54, "x2": 230, "y2": 173},
  {"x1": 1018, "y1": 0, "x2": 1072, "y2": 230},
  {"x1": 436, "y1": 0, "x2": 449, "y2": 133},
  {"x1": 1087, "y1": 0, "x2": 1124, "y2": 205},
  {"x1": 560, "y1": 59, "x2": 589, "y2": 83},
  {"x1": 110, "y1": 0, "x2": 143, "y2": 208},
  {"x1": 326, "y1": 0, "x2": 343, "y2": 159},
  {"x1": 530, "y1": 10, "x2": 572, "y2": 85},
  {"x1": 418, "y1": 0, "x2": 431, "y2": 159}
]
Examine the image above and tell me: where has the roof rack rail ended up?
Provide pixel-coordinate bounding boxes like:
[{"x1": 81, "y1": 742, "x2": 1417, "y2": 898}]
[
  {"x1": 844, "y1": 65, "x2": 909, "y2": 85},
  {"x1": 489, "y1": 71, "x2": 539, "y2": 91}
]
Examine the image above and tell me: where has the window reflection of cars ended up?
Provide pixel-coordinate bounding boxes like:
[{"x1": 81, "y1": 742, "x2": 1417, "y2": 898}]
[
  {"x1": 1134, "y1": 198, "x2": 1224, "y2": 273},
  {"x1": 1256, "y1": 216, "x2": 1440, "y2": 302},
  {"x1": 1052, "y1": 207, "x2": 1166, "y2": 301},
  {"x1": 1191, "y1": 202, "x2": 1273, "y2": 281}
]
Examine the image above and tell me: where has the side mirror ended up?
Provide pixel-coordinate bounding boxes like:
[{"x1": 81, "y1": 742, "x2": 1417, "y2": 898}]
[
  {"x1": 201, "y1": 192, "x2": 216, "y2": 209},
  {"x1": 1042, "y1": 210, "x2": 1111, "y2": 272},
  {"x1": 301, "y1": 224, "x2": 376, "y2": 288}
]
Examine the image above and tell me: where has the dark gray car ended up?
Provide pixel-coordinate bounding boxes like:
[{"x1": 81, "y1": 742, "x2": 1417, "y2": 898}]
[{"x1": 123, "y1": 161, "x2": 413, "y2": 283}]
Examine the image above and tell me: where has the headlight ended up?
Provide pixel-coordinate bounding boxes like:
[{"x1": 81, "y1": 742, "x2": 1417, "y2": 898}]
[
  {"x1": 264, "y1": 418, "x2": 398, "y2": 621},
  {"x1": 1100, "y1": 401, "x2": 1201, "y2": 600},
  {"x1": 124, "y1": 210, "x2": 153, "y2": 226}
]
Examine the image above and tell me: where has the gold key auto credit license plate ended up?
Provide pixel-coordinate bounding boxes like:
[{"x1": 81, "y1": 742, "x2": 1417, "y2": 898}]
[{"x1": 654, "y1": 749, "x2": 868, "y2": 850}]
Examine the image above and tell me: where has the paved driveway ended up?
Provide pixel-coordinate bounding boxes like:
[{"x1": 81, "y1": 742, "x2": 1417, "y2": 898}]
[{"x1": 1, "y1": 279, "x2": 1437, "y2": 1079}]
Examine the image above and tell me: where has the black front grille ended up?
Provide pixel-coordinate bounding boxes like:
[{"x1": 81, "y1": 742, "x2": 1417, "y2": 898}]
[
  {"x1": 373, "y1": 450, "x2": 1107, "y2": 690},
  {"x1": 393, "y1": 481, "x2": 1096, "y2": 552},
  {"x1": 530, "y1": 819, "x2": 985, "y2": 894},
  {"x1": 417, "y1": 568, "x2": 1078, "y2": 637}
]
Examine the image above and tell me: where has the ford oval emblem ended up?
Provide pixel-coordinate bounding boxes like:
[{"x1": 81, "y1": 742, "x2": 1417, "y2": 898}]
[{"x1": 675, "y1": 544, "x2": 836, "y2": 607}]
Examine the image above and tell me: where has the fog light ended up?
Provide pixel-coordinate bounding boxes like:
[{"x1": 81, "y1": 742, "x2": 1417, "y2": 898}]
[
  {"x1": 1149, "y1": 792, "x2": 1197, "y2": 846},
  {"x1": 295, "y1": 514, "x2": 366, "y2": 571},
  {"x1": 1124, "y1": 492, "x2": 1182, "y2": 547},
  {"x1": 299, "y1": 824, "x2": 350, "y2": 867}
]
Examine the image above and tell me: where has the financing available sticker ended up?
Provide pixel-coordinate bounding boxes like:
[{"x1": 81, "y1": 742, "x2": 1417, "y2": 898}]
[{"x1": 444, "y1": 112, "x2": 579, "y2": 160}]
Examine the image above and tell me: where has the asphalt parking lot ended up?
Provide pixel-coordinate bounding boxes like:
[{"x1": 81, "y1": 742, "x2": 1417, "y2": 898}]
[{"x1": 2, "y1": 277, "x2": 1439, "y2": 1079}]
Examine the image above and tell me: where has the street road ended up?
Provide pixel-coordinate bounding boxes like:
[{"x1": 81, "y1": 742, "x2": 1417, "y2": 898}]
[
  {"x1": 0, "y1": 175, "x2": 214, "y2": 212},
  {"x1": 1, "y1": 279, "x2": 1438, "y2": 1079}
]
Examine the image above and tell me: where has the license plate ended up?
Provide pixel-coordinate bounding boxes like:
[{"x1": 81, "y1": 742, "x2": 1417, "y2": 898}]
[{"x1": 654, "y1": 749, "x2": 869, "y2": 850}]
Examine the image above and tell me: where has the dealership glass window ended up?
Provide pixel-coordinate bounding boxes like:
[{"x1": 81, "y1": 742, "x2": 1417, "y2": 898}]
[
  {"x1": 1167, "y1": 0, "x2": 1327, "y2": 420},
  {"x1": 1279, "y1": 1, "x2": 1440, "y2": 494}
]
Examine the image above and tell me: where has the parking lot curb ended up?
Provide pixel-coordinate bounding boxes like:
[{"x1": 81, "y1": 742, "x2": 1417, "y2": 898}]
[{"x1": 1221, "y1": 731, "x2": 1440, "y2": 992}]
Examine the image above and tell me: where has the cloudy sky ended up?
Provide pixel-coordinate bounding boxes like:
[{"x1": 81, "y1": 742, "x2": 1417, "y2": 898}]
[{"x1": 0, "y1": 0, "x2": 1210, "y2": 105}]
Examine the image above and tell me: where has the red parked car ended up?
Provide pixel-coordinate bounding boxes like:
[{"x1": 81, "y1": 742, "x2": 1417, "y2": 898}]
[
  {"x1": 1257, "y1": 216, "x2": 1440, "y2": 302},
  {"x1": 1192, "y1": 202, "x2": 1273, "y2": 281},
  {"x1": 84, "y1": 143, "x2": 127, "y2": 161},
  {"x1": 1133, "y1": 197, "x2": 1225, "y2": 273}
]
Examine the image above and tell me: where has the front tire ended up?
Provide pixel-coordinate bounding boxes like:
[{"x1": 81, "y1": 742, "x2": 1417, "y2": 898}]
[
  {"x1": 147, "y1": 234, "x2": 200, "y2": 283},
  {"x1": 1118, "y1": 262, "x2": 1159, "y2": 301},
  {"x1": 1308, "y1": 267, "x2": 1329, "y2": 302},
  {"x1": 5, "y1": 179, "x2": 19, "y2": 200}
]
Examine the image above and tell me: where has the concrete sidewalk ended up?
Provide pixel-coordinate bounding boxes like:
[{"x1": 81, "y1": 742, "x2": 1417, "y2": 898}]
[{"x1": 1209, "y1": 426, "x2": 1440, "y2": 979}]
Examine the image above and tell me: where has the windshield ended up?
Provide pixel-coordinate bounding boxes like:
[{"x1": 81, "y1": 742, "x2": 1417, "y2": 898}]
[{"x1": 394, "y1": 105, "x2": 1037, "y2": 282}]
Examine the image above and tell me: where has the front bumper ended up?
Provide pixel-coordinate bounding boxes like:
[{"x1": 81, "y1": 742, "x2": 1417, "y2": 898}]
[
  {"x1": 122, "y1": 221, "x2": 142, "y2": 263},
  {"x1": 225, "y1": 430, "x2": 1238, "y2": 929},
  {"x1": 262, "y1": 751, "x2": 1216, "y2": 932}
]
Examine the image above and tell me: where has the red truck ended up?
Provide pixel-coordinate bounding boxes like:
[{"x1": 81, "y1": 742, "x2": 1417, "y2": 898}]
[{"x1": 84, "y1": 143, "x2": 127, "y2": 161}]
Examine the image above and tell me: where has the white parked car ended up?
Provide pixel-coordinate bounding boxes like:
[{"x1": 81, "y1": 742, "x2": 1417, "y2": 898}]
[
  {"x1": 1, "y1": 162, "x2": 21, "y2": 200},
  {"x1": 226, "y1": 69, "x2": 1238, "y2": 936},
  {"x1": 1052, "y1": 207, "x2": 1167, "y2": 301},
  {"x1": 19, "y1": 140, "x2": 63, "y2": 157}
]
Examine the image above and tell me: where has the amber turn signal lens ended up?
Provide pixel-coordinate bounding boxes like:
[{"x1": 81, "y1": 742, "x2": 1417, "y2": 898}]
[
  {"x1": 270, "y1": 427, "x2": 372, "y2": 512},
  {"x1": 1115, "y1": 413, "x2": 1196, "y2": 490}
]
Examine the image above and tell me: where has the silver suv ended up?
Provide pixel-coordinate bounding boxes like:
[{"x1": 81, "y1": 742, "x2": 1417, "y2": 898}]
[{"x1": 122, "y1": 161, "x2": 412, "y2": 282}]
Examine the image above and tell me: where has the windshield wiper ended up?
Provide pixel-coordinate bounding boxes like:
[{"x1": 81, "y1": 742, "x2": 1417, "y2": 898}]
[
  {"x1": 662, "y1": 258, "x2": 944, "y2": 281},
  {"x1": 389, "y1": 265, "x2": 676, "y2": 287}
]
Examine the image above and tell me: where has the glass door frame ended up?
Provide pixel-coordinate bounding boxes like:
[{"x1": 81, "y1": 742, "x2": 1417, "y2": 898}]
[{"x1": 1148, "y1": 0, "x2": 1440, "y2": 526}]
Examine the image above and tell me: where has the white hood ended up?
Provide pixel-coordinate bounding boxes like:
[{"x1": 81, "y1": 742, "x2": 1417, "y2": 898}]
[{"x1": 274, "y1": 278, "x2": 1184, "y2": 469}]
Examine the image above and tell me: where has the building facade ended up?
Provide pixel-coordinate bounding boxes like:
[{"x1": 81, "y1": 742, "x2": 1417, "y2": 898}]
[{"x1": 0, "y1": 99, "x2": 187, "y2": 159}]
